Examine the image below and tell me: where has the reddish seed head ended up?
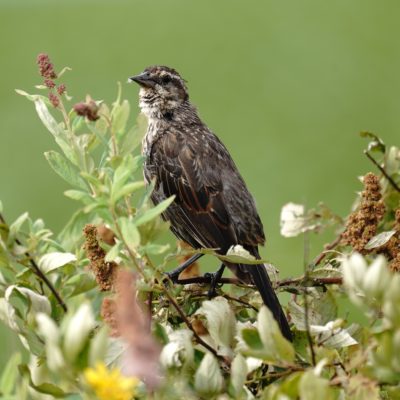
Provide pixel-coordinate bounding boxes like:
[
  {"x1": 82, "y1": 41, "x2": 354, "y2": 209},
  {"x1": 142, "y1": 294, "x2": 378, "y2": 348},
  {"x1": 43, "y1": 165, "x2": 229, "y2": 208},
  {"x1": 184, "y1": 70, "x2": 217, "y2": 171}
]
[
  {"x1": 44, "y1": 79, "x2": 55, "y2": 89},
  {"x1": 73, "y1": 100, "x2": 99, "y2": 121},
  {"x1": 57, "y1": 84, "x2": 66, "y2": 96},
  {"x1": 49, "y1": 92, "x2": 60, "y2": 108},
  {"x1": 37, "y1": 53, "x2": 57, "y2": 79}
]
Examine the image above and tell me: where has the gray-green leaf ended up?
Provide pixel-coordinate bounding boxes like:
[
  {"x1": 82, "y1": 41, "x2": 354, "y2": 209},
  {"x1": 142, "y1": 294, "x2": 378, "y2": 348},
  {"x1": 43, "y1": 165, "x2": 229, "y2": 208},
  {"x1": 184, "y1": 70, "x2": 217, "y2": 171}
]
[{"x1": 45, "y1": 151, "x2": 87, "y2": 189}]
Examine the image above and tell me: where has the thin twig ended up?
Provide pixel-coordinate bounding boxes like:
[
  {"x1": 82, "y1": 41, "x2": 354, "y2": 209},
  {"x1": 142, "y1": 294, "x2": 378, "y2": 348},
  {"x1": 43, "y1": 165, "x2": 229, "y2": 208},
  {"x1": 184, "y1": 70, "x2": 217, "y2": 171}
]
[
  {"x1": 176, "y1": 276, "x2": 239, "y2": 285},
  {"x1": 365, "y1": 150, "x2": 400, "y2": 193},
  {"x1": 277, "y1": 276, "x2": 343, "y2": 288},
  {"x1": 162, "y1": 289, "x2": 223, "y2": 360},
  {"x1": 245, "y1": 365, "x2": 304, "y2": 384},
  {"x1": 0, "y1": 213, "x2": 68, "y2": 312},
  {"x1": 303, "y1": 232, "x2": 316, "y2": 366},
  {"x1": 312, "y1": 235, "x2": 342, "y2": 266}
]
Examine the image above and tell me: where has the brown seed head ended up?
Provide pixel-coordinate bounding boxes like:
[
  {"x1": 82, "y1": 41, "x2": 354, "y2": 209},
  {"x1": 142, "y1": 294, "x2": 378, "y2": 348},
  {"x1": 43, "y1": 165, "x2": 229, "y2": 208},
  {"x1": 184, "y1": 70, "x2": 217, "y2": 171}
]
[
  {"x1": 57, "y1": 84, "x2": 66, "y2": 96},
  {"x1": 48, "y1": 92, "x2": 60, "y2": 108},
  {"x1": 73, "y1": 100, "x2": 99, "y2": 121},
  {"x1": 37, "y1": 53, "x2": 57, "y2": 79},
  {"x1": 83, "y1": 224, "x2": 117, "y2": 291},
  {"x1": 342, "y1": 173, "x2": 386, "y2": 253}
]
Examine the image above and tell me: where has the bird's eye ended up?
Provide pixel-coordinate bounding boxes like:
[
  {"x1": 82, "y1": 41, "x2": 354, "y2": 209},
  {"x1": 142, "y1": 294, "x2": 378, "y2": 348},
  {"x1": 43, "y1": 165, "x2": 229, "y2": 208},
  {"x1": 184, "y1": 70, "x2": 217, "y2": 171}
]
[{"x1": 162, "y1": 75, "x2": 171, "y2": 84}]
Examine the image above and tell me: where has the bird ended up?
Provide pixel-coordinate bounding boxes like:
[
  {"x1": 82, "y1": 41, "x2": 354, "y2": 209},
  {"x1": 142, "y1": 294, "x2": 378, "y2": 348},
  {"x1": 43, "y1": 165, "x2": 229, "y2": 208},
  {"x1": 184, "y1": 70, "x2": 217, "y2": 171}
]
[{"x1": 129, "y1": 66, "x2": 292, "y2": 341}]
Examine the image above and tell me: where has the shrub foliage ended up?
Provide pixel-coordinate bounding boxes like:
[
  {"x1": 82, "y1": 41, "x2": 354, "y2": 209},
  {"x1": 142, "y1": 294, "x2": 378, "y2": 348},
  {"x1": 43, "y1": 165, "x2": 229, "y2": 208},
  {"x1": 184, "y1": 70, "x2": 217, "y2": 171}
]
[{"x1": 0, "y1": 56, "x2": 400, "y2": 399}]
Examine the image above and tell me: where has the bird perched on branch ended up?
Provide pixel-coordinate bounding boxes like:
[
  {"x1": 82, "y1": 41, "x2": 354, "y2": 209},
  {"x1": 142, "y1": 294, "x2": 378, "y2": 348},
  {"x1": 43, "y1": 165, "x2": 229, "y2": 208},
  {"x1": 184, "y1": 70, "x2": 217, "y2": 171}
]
[{"x1": 129, "y1": 66, "x2": 291, "y2": 341}]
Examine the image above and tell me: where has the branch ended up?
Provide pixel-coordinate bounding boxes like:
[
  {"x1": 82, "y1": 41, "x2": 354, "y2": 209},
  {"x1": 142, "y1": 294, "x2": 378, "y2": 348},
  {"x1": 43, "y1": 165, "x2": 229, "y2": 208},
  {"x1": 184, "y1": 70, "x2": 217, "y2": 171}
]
[
  {"x1": 365, "y1": 150, "x2": 400, "y2": 193},
  {"x1": 277, "y1": 276, "x2": 343, "y2": 289},
  {"x1": 162, "y1": 289, "x2": 225, "y2": 361},
  {"x1": 0, "y1": 213, "x2": 68, "y2": 312},
  {"x1": 312, "y1": 235, "x2": 342, "y2": 266}
]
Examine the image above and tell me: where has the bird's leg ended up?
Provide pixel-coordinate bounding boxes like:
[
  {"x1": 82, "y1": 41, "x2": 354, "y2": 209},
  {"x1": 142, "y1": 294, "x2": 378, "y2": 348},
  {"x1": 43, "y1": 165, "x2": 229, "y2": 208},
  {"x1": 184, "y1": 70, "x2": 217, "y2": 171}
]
[
  {"x1": 165, "y1": 253, "x2": 204, "y2": 283},
  {"x1": 204, "y1": 263, "x2": 225, "y2": 298}
]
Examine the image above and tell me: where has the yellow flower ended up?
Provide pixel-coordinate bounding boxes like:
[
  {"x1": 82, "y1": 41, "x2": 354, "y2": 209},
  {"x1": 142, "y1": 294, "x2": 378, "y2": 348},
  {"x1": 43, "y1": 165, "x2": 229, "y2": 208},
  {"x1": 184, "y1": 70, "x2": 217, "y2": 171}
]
[{"x1": 84, "y1": 362, "x2": 139, "y2": 400}]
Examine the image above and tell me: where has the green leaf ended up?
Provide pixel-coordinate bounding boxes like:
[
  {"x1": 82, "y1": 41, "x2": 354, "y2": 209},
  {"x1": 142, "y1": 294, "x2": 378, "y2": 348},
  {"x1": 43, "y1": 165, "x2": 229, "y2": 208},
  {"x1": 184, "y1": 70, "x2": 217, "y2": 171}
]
[
  {"x1": 38, "y1": 252, "x2": 77, "y2": 273},
  {"x1": 33, "y1": 98, "x2": 76, "y2": 164},
  {"x1": 194, "y1": 353, "x2": 224, "y2": 396},
  {"x1": 119, "y1": 113, "x2": 147, "y2": 156},
  {"x1": 105, "y1": 241, "x2": 123, "y2": 262},
  {"x1": 134, "y1": 196, "x2": 175, "y2": 226},
  {"x1": 289, "y1": 290, "x2": 337, "y2": 330},
  {"x1": 230, "y1": 354, "x2": 247, "y2": 397},
  {"x1": 112, "y1": 99, "x2": 130, "y2": 134},
  {"x1": 195, "y1": 297, "x2": 236, "y2": 357},
  {"x1": 310, "y1": 321, "x2": 358, "y2": 348},
  {"x1": 241, "y1": 328, "x2": 264, "y2": 351},
  {"x1": 0, "y1": 353, "x2": 21, "y2": 395},
  {"x1": 15, "y1": 89, "x2": 39, "y2": 101},
  {"x1": 64, "y1": 273, "x2": 97, "y2": 297},
  {"x1": 64, "y1": 189, "x2": 92, "y2": 202},
  {"x1": 360, "y1": 131, "x2": 386, "y2": 153},
  {"x1": 118, "y1": 217, "x2": 141, "y2": 250},
  {"x1": 18, "y1": 364, "x2": 67, "y2": 398},
  {"x1": 141, "y1": 243, "x2": 170, "y2": 255},
  {"x1": 111, "y1": 181, "x2": 145, "y2": 204},
  {"x1": 257, "y1": 306, "x2": 295, "y2": 364},
  {"x1": 9, "y1": 212, "x2": 29, "y2": 238},
  {"x1": 299, "y1": 370, "x2": 336, "y2": 400},
  {"x1": 217, "y1": 244, "x2": 266, "y2": 265},
  {"x1": 110, "y1": 155, "x2": 142, "y2": 204},
  {"x1": 364, "y1": 230, "x2": 396, "y2": 250},
  {"x1": 63, "y1": 303, "x2": 95, "y2": 363},
  {"x1": 45, "y1": 151, "x2": 87, "y2": 189}
]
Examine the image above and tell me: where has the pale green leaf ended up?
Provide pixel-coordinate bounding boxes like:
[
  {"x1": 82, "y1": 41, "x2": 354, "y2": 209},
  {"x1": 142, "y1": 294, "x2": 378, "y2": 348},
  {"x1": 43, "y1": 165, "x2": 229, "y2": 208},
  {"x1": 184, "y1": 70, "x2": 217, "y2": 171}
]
[
  {"x1": 194, "y1": 353, "x2": 224, "y2": 396},
  {"x1": 217, "y1": 244, "x2": 266, "y2": 265},
  {"x1": 120, "y1": 113, "x2": 147, "y2": 156},
  {"x1": 39, "y1": 252, "x2": 76, "y2": 273},
  {"x1": 64, "y1": 303, "x2": 95, "y2": 362},
  {"x1": 105, "y1": 241, "x2": 123, "y2": 262},
  {"x1": 9, "y1": 212, "x2": 29, "y2": 238},
  {"x1": 111, "y1": 181, "x2": 145, "y2": 204},
  {"x1": 364, "y1": 230, "x2": 396, "y2": 250},
  {"x1": 141, "y1": 243, "x2": 170, "y2": 255},
  {"x1": 15, "y1": 89, "x2": 40, "y2": 102},
  {"x1": 18, "y1": 364, "x2": 67, "y2": 398},
  {"x1": 64, "y1": 189, "x2": 91, "y2": 202},
  {"x1": 34, "y1": 98, "x2": 76, "y2": 163},
  {"x1": 118, "y1": 217, "x2": 141, "y2": 250},
  {"x1": 0, "y1": 352, "x2": 21, "y2": 395},
  {"x1": 230, "y1": 354, "x2": 247, "y2": 397},
  {"x1": 45, "y1": 151, "x2": 87, "y2": 189},
  {"x1": 134, "y1": 196, "x2": 175, "y2": 226},
  {"x1": 195, "y1": 297, "x2": 236, "y2": 357},
  {"x1": 299, "y1": 371, "x2": 336, "y2": 400},
  {"x1": 89, "y1": 326, "x2": 109, "y2": 366},
  {"x1": 257, "y1": 306, "x2": 295, "y2": 364},
  {"x1": 112, "y1": 99, "x2": 130, "y2": 134}
]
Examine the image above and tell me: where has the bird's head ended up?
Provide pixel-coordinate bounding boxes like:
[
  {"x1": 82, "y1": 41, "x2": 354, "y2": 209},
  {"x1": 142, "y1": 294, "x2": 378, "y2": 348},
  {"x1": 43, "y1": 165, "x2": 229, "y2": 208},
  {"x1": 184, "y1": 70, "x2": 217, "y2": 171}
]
[{"x1": 129, "y1": 66, "x2": 189, "y2": 119}]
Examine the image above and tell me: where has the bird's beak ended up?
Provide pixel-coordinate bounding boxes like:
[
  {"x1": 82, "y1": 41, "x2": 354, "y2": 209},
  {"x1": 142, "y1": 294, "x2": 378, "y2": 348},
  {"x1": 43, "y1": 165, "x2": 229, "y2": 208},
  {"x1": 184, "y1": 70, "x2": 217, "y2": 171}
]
[{"x1": 128, "y1": 72, "x2": 156, "y2": 88}]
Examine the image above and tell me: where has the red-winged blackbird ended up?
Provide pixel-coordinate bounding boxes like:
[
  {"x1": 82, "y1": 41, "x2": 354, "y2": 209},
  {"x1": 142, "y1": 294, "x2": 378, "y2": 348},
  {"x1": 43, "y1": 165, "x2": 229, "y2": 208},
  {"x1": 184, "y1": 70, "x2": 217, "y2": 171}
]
[{"x1": 129, "y1": 66, "x2": 292, "y2": 341}]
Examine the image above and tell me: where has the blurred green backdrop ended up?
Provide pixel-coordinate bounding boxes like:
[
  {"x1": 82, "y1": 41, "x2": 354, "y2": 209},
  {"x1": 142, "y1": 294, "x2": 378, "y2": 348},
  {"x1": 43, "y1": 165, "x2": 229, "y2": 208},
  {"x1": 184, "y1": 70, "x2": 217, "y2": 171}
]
[{"x1": 1, "y1": 0, "x2": 400, "y2": 371}]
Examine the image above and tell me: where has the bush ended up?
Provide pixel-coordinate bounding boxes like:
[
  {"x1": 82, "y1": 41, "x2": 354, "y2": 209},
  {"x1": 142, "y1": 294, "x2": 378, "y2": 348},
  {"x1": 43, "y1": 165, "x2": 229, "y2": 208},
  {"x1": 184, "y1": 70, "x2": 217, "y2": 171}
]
[{"x1": 1, "y1": 54, "x2": 400, "y2": 399}]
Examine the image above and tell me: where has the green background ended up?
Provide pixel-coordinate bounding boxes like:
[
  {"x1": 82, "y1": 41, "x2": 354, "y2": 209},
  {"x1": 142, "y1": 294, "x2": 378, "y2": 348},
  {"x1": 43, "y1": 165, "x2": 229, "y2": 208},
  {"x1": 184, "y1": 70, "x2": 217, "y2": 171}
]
[{"x1": 1, "y1": 0, "x2": 400, "y2": 370}]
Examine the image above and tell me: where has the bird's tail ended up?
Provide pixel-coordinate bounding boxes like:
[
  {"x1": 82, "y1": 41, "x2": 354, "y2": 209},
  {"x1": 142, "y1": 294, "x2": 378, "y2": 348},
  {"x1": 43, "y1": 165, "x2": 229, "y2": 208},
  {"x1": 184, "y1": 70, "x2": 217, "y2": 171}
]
[{"x1": 245, "y1": 263, "x2": 292, "y2": 341}]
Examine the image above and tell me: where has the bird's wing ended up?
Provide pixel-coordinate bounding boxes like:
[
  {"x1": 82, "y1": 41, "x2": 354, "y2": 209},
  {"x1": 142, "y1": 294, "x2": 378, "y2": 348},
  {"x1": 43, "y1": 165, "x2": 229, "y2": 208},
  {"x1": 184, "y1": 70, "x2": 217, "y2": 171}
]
[
  {"x1": 150, "y1": 126, "x2": 263, "y2": 252},
  {"x1": 148, "y1": 128, "x2": 241, "y2": 252}
]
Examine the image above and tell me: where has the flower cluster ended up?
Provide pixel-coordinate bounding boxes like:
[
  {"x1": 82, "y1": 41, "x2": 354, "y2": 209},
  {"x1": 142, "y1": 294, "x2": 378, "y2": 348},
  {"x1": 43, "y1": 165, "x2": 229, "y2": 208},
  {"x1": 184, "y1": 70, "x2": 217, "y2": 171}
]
[
  {"x1": 83, "y1": 224, "x2": 117, "y2": 291},
  {"x1": 36, "y1": 53, "x2": 67, "y2": 108},
  {"x1": 341, "y1": 172, "x2": 385, "y2": 252},
  {"x1": 73, "y1": 98, "x2": 100, "y2": 121},
  {"x1": 84, "y1": 363, "x2": 139, "y2": 400}
]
